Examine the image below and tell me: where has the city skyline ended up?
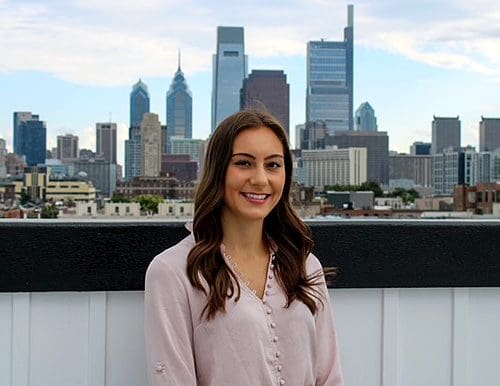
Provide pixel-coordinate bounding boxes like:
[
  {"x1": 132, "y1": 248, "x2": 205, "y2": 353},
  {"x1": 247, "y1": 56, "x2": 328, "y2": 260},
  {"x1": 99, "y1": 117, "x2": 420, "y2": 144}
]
[{"x1": 1, "y1": 0, "x2": 499, "y2": 167}]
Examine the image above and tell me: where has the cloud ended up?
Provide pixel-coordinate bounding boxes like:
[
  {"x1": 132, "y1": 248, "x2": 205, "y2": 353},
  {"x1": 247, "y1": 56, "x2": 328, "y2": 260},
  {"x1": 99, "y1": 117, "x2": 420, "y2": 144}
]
[{"x1": 0, "y1": 0, "x2": 499, "y2": 86}]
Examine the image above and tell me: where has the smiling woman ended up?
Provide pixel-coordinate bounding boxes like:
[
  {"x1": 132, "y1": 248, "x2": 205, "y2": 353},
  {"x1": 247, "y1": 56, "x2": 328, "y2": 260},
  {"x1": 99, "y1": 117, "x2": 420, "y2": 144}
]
[{"x1": 144, "y1": 109, "x2": 343, "y2": 386}]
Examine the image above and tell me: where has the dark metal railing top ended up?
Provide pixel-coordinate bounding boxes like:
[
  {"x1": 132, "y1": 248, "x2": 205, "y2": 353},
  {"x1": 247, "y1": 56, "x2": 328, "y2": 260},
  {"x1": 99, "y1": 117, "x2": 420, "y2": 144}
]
[{"x1": 1, "y1": 219, "x2": 499, "y2": 292}]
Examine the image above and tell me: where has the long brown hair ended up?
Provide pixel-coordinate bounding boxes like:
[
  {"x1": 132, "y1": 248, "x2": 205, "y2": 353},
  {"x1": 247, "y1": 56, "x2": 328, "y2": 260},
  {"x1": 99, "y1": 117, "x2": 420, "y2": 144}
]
[{"x1": 187, "y1": 109, "x2": 325, "y2": 320}]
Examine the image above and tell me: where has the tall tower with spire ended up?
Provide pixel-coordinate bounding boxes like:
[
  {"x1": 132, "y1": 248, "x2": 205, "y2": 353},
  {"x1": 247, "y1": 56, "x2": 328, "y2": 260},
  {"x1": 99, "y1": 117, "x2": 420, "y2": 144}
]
[{"x1": 166, "y1": 51, "x2": 193, "y2": 153}]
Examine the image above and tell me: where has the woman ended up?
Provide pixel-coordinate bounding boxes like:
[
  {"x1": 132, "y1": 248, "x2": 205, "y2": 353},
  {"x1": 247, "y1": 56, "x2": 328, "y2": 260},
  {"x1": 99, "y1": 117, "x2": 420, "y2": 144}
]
[{"x1": 145, "y1": 110, "x2": 343, "y2": 386}]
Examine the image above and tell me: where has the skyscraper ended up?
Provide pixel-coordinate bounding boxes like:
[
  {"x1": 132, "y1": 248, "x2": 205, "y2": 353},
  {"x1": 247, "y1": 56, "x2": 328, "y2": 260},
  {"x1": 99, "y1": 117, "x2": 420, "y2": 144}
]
[
  {"x1": 479, "y1": 117, "x2": 500, "y2": 152},
  {"x1": 306, "y1": 4, "x2": 353, "y2": 134},
  {"x1": 130, "y1": 79, "x2": 150, "y2": 128},
  {"x1": 212, "y1": 26, "x2": 247, "y2": 132},
  {"x1": 13, "y1": 112, "x2": 46, "y2": 166},
  {"x1": 96, "y1": 122, "x2": 117, "y2": 164},
  {"x1": 240, "y1": 70, "x2": 290, "y2": 136},
  {"x1": 141, "y1": 113, "x2": 162, "y2": 177},
  {"x1": 56, "y1": 134, "x2": 79, "y2": 162},
  {"x1": 431, "y1": 116, "x2": 461, "y2": 154},
  {"x1": 166, "y1": 52, "x2": 193, "y2": 152},
  {"x1": 126, "y1": 80, "x2": 150, "y2": 181},
  {"x1": 355, "y1": 102, "x2": 377, "y2": 132},
  {"x1": 0, "y1": 138, "x2": 7, "y2": 178},
  {"x1": 410, "y1": 141, "x2": 431, "y2": 155}
]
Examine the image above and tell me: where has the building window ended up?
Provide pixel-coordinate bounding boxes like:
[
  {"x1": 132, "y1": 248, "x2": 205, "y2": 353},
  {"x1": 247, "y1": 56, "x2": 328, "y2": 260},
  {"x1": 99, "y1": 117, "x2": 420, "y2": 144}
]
[
  {"x1": 115, "y1": 206, "x2": 119, "y2": 214},
  {"x1": 126, "y1": 206, "x2": 130, "y2": 213},
  {"x1": 87, "y1": 206, "x2": 91, "y2": 214}
]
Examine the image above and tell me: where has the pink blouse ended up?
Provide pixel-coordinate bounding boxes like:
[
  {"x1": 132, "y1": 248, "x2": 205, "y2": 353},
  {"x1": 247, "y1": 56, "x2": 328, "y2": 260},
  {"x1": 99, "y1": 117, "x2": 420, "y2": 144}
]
[{"x1": 145, "y1": 233, "x2": 343, "y2": 386}]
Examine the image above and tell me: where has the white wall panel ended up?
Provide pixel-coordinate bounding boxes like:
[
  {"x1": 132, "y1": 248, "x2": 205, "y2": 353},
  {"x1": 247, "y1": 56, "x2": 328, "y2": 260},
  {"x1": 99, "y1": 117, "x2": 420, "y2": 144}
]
[
  {"x1": 333, "y1": 288, "x2": 382, "y2": 386},
  {"x1": 29, "y1": 292, "x2": 90, "y2": 386},
  {"x1": 467, "y1": 288, "x2": 500, "y2": 386},
  {"x1": 0, "y1": 294, "x2": 13, "y2": 386},
  {"x1": 106, "y1": 291, "x2": 147, "y2": 386},
  {"x1": 398, "y1": 288, "x2": 453, "y2": 386}
]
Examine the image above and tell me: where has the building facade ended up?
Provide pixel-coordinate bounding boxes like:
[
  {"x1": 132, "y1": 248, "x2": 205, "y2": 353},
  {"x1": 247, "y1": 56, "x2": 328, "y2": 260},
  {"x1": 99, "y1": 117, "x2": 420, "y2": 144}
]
[
  {"x1": 479, "y1": 117, "x2": 500, "y2": 152},
  {"x1": 433, "y1": 149, "x2": 465, "y2": 195},
  {"x1": 0, "y1": 138, "x2": 7, "y2": 178},
  {"x1": 389, "y1": 154, "x2": 434, "y2": 188},
  {"x1": 431, "y1": 116, "x2": 461, "y2": 154},
  {"x1": 166, "y1": 55, "x2": 193, "y2": 151},
  {"x1": 410, "y1": 141, "x2": 431, "y2": 155},
  {"x1": 211, "y1": 26, "x2": 247, "y2": 132},
  {"x1": 306, "y1": 5, "x2": 353, "y2": 134},
  {"x1": 240, "y1": 70, "x2": 290, "y2": 136},
  {"x1": 355, "y1": 102, "x2": 377, "y2": 132},
  {"x1": 96, "y1": 122, "x2": 117, "y2": 164},
  {"x1": 300, "y1": 147, "x2": 367, "y2": 189},
  {"x1": 13, "y1": 112, "x2": 46, "y2": 166},
  {"x1": 170, "y1": 138, "x2": 205, "y2": 162},
  {"x1": 326, "y1": 131, "x2": 389, "y2": 185},
  {"x1": 161, "y1": 154, "x2": 198, "y2": 183},
  {"x1": 56, "y1": 134, "x2": 79, "y2": 162},
  {"x1": 73, "y1": 159, "x2": 117, "y2": 198},
  {"x1": 141, "y1": 113, "x2": 162, "y2": 177}
]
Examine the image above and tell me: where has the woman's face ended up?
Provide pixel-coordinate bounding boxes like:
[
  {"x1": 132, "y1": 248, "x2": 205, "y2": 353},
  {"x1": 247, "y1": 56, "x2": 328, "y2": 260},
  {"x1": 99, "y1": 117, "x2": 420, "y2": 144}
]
[{"x1": 222, "y1": 126, "x2": 286, "y2": 223}]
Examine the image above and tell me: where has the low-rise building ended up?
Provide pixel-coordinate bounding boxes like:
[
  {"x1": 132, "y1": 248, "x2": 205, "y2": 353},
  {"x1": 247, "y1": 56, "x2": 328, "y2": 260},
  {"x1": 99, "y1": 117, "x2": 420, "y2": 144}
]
[
  {"x1": 75, "y1": 201, "x2": 98, "y2": 217},
  {"x1": 158, "y1": 201, "x2": 194, "y2": 218},
  {"x1": 46, "y1": 180, "x2": 96, "y2": 202},
  {"x1": 104, "y1": 202, "x2": 141, "y2": 217}
]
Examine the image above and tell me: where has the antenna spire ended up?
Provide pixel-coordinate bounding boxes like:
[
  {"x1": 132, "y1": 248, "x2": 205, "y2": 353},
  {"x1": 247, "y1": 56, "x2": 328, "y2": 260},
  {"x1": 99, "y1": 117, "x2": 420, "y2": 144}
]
[{"x1": 178, "y1": 49, "x2": 181, "y2": 71}]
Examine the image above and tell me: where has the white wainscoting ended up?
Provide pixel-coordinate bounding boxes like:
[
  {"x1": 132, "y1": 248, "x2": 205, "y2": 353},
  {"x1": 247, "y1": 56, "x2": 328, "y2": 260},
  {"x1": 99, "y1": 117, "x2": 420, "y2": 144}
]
[{"x1": 1, "y1": 288, "x2": 499, "y2": 386}]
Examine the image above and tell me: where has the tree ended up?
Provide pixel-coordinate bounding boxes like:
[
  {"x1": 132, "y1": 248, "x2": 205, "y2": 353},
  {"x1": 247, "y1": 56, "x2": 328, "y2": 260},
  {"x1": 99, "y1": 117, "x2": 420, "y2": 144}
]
[
  {"x1": 41, "y1": 204, "x2": 59, "y2": 219},
  {"x1": 111, "y1": 193, "x2": 131, "y2": 203},
  {"x1": 20, "y1": 190, "x2": 31, "y2": 205},
  {"x1": 359, "y1": 181, "x2": 383, "y2": 197},
  {"x1": 133, "y1": 195, "x2": 163, "y2": 214}
]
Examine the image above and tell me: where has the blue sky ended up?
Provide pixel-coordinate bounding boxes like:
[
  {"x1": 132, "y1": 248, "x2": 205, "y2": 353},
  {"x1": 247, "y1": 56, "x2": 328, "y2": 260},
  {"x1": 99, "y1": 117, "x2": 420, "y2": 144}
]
[{"x1": 1, "y1": 0, "x2": 499, "y2": 166}]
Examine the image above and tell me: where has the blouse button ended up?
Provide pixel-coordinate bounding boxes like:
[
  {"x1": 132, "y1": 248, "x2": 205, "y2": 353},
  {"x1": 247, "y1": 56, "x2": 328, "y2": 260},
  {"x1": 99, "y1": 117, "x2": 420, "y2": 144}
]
[
  {"x1": 273, "y1": 336, "x2": 278, "y2": 342},
  {"x1": 265, "y1": 290, "x2": 271, "y2": 296},
  {"x1": 277, "y1": 365, "x2": 282, "y2": 371},
  {"x1": 266, "y1": 308, "x2": 272, "y2": 314},
  {"x1": 270, "y1": 264, "x2": 275, "y2": 270},
  {"x1": 262, "y1": 299, "x2": 267, "y2": 304},
  {"x1": 267, "y1": 283, "x2": 272, "y2": 288},
  {"x1": 270, "y1": 322, "x2": 276, "y2": 328},
  {"x1": 279, "y1": 379, "x2": 286, "y2": 385},
  {"x1": 268, "y1": 273, "x2": 274, "y2": 279},
  {"x1": 275, "y1": 351, "x2": 281, "y2": 358}
]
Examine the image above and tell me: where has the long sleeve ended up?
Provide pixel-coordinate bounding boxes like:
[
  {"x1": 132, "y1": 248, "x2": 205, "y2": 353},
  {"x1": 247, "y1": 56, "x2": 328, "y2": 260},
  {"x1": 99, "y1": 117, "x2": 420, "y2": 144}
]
[
  {"x1": 310, "y1": 256, "x2": 344, "y2": 386},
  {"x1": 144, "y1": 254, "x2": 197, "y2": 386}
]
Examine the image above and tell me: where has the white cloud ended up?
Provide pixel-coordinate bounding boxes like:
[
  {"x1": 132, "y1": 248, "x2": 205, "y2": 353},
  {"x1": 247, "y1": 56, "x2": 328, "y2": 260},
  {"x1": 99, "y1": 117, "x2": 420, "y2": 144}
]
[{"x1": 0, "y1": 0, "x2": 499, "y2": 86}]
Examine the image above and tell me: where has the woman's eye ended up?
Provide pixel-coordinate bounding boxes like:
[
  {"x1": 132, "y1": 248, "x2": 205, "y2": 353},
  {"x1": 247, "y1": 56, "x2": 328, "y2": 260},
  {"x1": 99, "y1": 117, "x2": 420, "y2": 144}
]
[
  {"x1": 267, "y1": 162, "x2": 282, "y2": 169},
  {"x1": 234, "y1": 160, "x2": 251, "y2": 167}
]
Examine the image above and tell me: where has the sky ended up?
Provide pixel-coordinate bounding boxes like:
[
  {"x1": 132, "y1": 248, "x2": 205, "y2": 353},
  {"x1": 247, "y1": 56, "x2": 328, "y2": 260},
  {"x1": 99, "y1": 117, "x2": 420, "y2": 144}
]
[{"x1": 1, "y1": 0, "x2": 499, "y2": 167}]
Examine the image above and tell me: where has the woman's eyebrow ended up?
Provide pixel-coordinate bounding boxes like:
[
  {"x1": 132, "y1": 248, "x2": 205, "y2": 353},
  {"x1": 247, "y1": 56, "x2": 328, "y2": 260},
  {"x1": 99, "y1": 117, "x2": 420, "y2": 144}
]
[{"x1": 231, "y1": 152, "x2": 284, "y2": 160}]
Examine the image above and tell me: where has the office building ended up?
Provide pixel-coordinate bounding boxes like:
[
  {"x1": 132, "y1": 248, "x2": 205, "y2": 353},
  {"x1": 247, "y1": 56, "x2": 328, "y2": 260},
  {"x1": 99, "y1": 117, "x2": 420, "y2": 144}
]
[
  {"x1": 300, "y1": 121, "x2": 327, "y2": 150},
  {"x1": 433, "y1": 149, "x2": 464, "y2": 195},
  {"x1": 166, "y1": 53, "x2": 193, "y2": 152},
  {"x1": 212, "y1": 26, "x2": 247, "y2": 132},
  {"x1": 96, "y1": 122, "x2": 117, "y2": 164},
  {"x1": 306, "y1": 5, "x2": 354, "y2": 134},
  {"x1": 410, "y1": 141, "x2": 431, "y2": 155},
  {"x1": 13, "y1": 112, "x2": 46, "y2": 166},
  {"x1": 326, "y1": 131, "x2": 389, "y2": 184},
  {"x1": 73, "y1": 159, "x2": 117, "y2": 198},
  {"x1": 300, "y1": 147, "x2": 367, "y2": 189},
  {"x1": 125, "y1": 126, "x2": 141, "y2": 181},
  {"x1": 0, "y1": 138, "x2": 7, "y2": 178},
  {"x1": 389, "y1": 154, "x2": 434, "y2": 188},
  {"x1": 141, "y1": 113, "x2": 162, "y2": 177},
  {"x1": 431, "y1": 116, "x2": 461, "y2": 154},
  {"x1": 170, "y1": 138, "x2": 205, "y2": 162},
  {"x1": 161, "y1": 154, "x2": 198, "y2": 183},
  {"x1": 479, "y1": 117, "x2": 500, "y2": 152},
  {"x1": 23, "y1": 166, "x2": 48, "y2": 202},
  {"x1": 355, "y1": 102, "x2": 377, "y2": 131},
  {"x1": 240, "y1": 70, "x2": 289, "y2": 136},
  {"x1": 56, "y1": 134, "x2": 79, "y2": 162},
  {"x1": 130, "y1": 79, "x2": 150, "y2": 128},
  {"x1": 6, "y1": 153, "x2": 26, "y2": 178}
]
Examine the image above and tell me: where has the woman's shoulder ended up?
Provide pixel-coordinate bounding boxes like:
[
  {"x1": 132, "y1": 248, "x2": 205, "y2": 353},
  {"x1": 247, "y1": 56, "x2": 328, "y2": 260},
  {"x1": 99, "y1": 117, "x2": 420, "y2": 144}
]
[
  {"x1": 305, "y1": 252, "x2": 324, "y2": 275},
  {"x1": 146, "y1": 233, "x2": 195, "y2": 282}
]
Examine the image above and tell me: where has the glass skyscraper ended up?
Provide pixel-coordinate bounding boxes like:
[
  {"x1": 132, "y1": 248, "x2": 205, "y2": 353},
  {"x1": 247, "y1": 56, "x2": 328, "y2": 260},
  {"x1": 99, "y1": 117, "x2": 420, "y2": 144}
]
[
  {"x1": 355, "y1": 102, "x2": 377, "y2": 132},
  {"x1": 13, "y1": 112, "x2": 46, "y2": 166},
  {"x1": 211, "y1": 26, "x2": 247, "y2": 132},
  {"x1": 306, "y1": 4, "x2": 353, "y2": 135},
  {"x1": 166, "y1": 54, "x2": 192, "y2": 153},
  {"x1": 126, "y1": 80, "x2": 150, "y2": 180},
  {"x1": 130, "y1": 79, "x2": 150, "y2": 128}
]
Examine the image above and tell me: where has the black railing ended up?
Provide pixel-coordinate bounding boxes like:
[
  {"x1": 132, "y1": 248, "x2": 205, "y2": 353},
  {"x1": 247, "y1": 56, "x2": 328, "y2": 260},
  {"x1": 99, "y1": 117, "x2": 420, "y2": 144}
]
[{"x1": 1, "y1": 220, "x2": 500, "y2": 292}]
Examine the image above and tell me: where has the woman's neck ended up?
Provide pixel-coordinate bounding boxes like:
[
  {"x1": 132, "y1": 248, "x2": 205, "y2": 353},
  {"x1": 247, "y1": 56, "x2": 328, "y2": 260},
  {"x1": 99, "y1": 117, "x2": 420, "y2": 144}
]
[{"x1": 221, "y1": 213, "x2": 267, "y2": 260}]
